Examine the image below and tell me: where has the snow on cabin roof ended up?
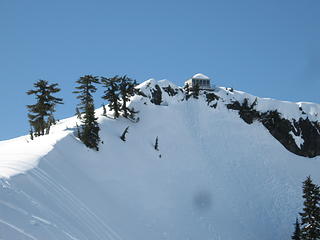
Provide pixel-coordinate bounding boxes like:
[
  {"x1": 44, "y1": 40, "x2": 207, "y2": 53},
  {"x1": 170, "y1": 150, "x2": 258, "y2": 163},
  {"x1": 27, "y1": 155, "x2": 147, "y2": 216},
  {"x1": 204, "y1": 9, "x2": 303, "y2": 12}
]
[{"x1": 192, "y1": 73, "x2": 210, "y2": 80}]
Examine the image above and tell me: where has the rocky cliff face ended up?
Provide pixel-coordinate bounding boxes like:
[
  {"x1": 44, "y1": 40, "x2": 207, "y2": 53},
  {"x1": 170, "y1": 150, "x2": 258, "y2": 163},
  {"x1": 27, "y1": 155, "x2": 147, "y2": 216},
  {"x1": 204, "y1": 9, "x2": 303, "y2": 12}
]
[{"x1": 226, "y1": 99, "x2": 320, "y2": 158}]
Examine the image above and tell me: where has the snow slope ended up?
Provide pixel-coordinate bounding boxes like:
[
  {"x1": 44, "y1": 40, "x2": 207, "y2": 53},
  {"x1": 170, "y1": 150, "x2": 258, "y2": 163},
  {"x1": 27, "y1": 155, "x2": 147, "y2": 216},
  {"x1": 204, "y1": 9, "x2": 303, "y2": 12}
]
[{"x1": 1, "y1": 79, "x2": 320, "y2": 240}]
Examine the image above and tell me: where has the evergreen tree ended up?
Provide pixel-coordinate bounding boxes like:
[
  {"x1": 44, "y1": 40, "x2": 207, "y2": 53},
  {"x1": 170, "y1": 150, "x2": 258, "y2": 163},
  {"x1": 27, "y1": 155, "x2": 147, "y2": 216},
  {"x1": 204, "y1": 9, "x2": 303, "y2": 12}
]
[
  {"x1": 191, "y1": 83, "x2": 200, "y2": 99},
  {"x1": 154, "y1": 136, "x2": 159, "y2": 151},
  {"x1": 132, "y1": 79, "x2": 138, "y2": 87},
  {"x1": 26, "y1": 80, "x2": 63, "y2": 137},
  {"x1": 120, "y1": 127, "x2": 129, "y2": 141},
  {"x1": 73, "y1": 75, "x2": 100, "y2": 150},
  {"x1": 184, "y1": 83, "x2": 190, "y2": 94},
  {"x1": 47, "y1": 114, "x2": 56, "y2": 126},
  {"x1": 119, "y1": 75, "x2": 135, "y2": 118},
  {"x1": 184, "y1": 83, "x2": 191, "y2": 100},
  {"x1": 29, "y1": 128, "x2": 34, "y2": 140},
  {"x1": 292, "y1": 218, "x2": 301, "y2": 240},
  {"x1": 102, "y1": 104, "x2": 107, "y2": 116},
  {"x1": 101, "y1": 76, "x2": 121, "y2": 118},
  {"x1": 299, "y1": 176, "x2": 320, "y2": 240}
]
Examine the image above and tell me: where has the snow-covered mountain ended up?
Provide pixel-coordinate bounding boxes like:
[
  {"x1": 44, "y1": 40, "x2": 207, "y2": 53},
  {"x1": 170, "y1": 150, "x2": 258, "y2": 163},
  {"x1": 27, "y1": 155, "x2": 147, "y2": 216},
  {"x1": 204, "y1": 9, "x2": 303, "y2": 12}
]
[{"x1": 1, "y1": 78, "x2": 320, "y2": 240}]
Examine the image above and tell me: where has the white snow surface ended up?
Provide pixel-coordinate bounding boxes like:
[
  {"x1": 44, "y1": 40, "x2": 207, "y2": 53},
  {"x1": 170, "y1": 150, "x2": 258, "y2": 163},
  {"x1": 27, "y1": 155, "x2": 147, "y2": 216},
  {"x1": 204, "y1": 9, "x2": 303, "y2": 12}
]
[
  {"x1": 0, "y1": 79, "x2": 320, "y2": 240},
  {"x1": 290, "y1": 131, "x2": 304, "y2": 149}
]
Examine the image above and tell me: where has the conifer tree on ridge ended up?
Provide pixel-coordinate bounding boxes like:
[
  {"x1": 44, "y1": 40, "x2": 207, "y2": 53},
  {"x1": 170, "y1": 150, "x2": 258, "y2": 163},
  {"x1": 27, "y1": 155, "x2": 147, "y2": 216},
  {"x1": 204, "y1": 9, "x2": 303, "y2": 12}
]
[
  {"x1": 101, "y1": 76, "x2": 121, "y2": 118},
  {"x1": 191, "y1": 83, "x2": 200, "y2": 99},
  {"x1": 73, "y1": 75, "x2": 100, "y2": 151},
  {"x1": 27, "y1": 80, "x2": 63, "y2": 137},
  {"x1": 119, "y1": 75, "x2": 136, "y2": 118}
]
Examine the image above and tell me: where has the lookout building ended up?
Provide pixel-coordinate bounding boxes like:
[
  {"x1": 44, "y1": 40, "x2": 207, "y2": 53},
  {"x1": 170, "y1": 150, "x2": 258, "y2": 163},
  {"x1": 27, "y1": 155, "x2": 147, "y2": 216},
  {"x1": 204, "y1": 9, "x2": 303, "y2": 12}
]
[{"x1": 185, "y1": 73, "x2": 211, "y2": 90}]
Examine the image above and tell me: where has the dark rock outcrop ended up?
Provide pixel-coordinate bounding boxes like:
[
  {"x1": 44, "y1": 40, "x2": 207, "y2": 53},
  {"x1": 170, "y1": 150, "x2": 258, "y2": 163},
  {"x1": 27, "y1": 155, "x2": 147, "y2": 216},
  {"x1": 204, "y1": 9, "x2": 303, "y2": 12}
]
[
  {"x1": 227, "y1": 99, "x2": 320, "y2": 158},
  {"x1": 163, "y1": 85, "x2": 178, "y2": 97},
  {"x1": 227, "y1": 98, "x2": 260, "y2": 124},
  {"x1": 150, "y1": 84, "x2": 162, "y2": 105}
]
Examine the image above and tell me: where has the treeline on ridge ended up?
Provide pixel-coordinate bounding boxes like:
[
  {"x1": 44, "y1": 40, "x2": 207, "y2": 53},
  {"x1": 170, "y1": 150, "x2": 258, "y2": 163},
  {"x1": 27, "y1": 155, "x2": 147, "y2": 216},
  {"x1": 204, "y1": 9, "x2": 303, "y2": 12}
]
[{"x1": 26, "y1": 75, "x2": 137, "y2": 150}]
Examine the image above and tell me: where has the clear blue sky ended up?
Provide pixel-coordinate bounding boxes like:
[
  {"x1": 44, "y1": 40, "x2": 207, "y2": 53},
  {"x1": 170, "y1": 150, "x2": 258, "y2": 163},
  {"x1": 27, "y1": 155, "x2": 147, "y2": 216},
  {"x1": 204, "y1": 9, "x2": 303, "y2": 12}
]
[{"x1": 1, "y1": 0, "x2": 319, "y2": 140}]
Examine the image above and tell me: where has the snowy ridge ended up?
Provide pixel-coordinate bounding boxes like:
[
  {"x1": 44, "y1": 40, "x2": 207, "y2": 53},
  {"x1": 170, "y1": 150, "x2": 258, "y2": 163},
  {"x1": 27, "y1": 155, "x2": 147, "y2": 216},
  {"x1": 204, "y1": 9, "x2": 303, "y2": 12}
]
[
  {"x1": 137, "y1": 79, "x2": 320, "y2": 121},
  {"x1": 0, "y1": 79, "x2": 320, "y2": 239},
  {"x1": 137, "y1": 80, "x2": 320, "y2": 157},
  {"x1": 217, "y1": 87, "x2": 320, "y2": 122},
  {"x1": 0, "y1": 128, "x2": 70, "y2": 179}
]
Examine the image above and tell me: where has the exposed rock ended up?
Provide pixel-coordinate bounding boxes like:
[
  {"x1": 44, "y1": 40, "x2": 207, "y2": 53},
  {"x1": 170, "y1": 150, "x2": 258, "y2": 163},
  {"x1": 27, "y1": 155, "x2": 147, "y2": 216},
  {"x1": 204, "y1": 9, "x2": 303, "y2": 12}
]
[
  {"x1": 150, "y1": 84, "x2": 162, "y2": 105},
  {"x1": 260, "y1": 110, "x2": 302, "y2": 156},
  {"x1": 163, "y1": 85, "x2": 178, "y2": 96},
  {"x1": 206, "y1": 92, "x2": 220, "y2": 104},
  {"x1": 296, "y1": 118, "x2": 320, "y2": 157},
  {"x1": 227, "y1": 99, "x2": 320, "y2": 158},
  {"x1": 227, "y1": 98, "x2": 260, "y2": 124}
]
